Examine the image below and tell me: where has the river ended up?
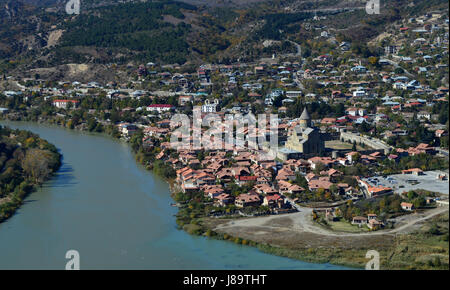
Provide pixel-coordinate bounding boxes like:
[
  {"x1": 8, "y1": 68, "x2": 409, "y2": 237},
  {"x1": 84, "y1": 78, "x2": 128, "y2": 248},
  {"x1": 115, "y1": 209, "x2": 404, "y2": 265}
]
[{"x1": 0, "y1": 121, "x2": 346, "y2": 270}]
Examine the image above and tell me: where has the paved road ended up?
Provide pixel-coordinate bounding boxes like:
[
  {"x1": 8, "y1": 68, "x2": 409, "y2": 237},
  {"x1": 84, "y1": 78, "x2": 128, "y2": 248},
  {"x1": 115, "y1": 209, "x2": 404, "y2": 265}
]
[
  {"x1": 287, "y1": 40, "x2": 302, "y2": 57},
  {"x1": 383, "y1": 59, "x2": 414, "y2": 78},
  {"x1": 12, "y1": 81, "x2": 26, "y2": 90},
  {"x1": 293, "y1": 7, "x2": 366, "y2": 13},
  {"x1": 388, "y1": 206, "x2": 449, "y2": 234}
]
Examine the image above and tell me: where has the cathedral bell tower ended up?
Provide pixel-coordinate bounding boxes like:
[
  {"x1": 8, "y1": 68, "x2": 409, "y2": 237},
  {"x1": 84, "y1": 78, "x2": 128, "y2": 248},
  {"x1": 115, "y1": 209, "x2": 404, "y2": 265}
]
[{"x1": 299, "y1": 108, "x2": 311, "y2": 128}]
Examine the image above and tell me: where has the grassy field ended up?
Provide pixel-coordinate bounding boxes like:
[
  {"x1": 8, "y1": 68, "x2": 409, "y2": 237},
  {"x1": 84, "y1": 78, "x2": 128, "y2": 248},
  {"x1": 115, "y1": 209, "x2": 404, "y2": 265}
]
[
  {"x1": 323, "y1": 220, "x2": 370, "y2": 233},
  {"x1": 384, "y1": 213, "x2": 449, "y2": 269},
  {"x1": 202, "y1": 212, "x2": 449, "y2": 269}
]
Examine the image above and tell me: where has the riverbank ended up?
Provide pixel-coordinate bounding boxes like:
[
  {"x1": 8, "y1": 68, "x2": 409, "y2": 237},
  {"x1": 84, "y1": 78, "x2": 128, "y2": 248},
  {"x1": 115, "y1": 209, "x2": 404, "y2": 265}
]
[
  {"x1": 1, "y1": 120, "x2": 348, "y2": 270},
  {"x1": 107, "y1": 130, "x2": 450, "y2": 270},
  {"x1": 201, "y1": 208, "x2": 449, "y2": 270},
  {"x1": 0, "y1": 125, "x2": 62, "y2": 223},
  {"x1": 2, "y1": 116, "x2": 344, "y2": 268},
  {"x1": 2, "y1": 117, "x2": 447, "y2": 270}
]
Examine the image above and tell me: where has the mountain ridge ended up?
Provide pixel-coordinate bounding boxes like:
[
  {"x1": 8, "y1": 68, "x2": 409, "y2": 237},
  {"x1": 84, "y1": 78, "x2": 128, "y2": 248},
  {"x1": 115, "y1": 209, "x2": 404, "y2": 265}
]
[{"x1": 0, "y1": 0, "x2": 448, "y2": 78}]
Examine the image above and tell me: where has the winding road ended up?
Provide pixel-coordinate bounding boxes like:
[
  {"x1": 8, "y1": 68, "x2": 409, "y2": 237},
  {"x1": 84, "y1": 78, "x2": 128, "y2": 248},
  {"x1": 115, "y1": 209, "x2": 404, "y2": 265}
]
[
  {"x1": 215, "y1": 204, "x2": 449, "y2": 238},
  {"x1": 383, "y1": 58, "x2": 414, "y2": 78}
]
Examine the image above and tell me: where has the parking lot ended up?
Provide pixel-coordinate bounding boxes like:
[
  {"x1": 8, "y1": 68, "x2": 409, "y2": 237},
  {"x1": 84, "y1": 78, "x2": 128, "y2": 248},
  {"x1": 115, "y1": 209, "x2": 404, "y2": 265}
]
[{"x1": 364, "y1": 170, "x2": 449, "y2": 195}]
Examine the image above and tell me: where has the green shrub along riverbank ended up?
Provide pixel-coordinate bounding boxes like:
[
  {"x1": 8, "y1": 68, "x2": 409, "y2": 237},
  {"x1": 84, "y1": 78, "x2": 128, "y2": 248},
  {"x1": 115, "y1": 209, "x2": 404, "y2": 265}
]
[{"x1": 0, "y1": 125, "x2": 61, "y2": 223}]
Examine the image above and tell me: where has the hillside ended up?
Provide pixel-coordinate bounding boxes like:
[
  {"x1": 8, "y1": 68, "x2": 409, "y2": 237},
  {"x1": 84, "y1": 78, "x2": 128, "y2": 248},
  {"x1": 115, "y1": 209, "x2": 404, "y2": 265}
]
[{"x1": 0, "y1": 0, "x2": 448, "y2": 78}]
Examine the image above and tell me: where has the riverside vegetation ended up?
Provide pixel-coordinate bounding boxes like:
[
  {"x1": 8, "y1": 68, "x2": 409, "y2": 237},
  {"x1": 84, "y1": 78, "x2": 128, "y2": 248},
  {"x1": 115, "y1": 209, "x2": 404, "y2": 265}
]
[
  {"x1": 0, "y1": 125, "x2": 61, "y2": 223},
  {"x1": 255, "y1": 212, "x2": 449, "y2": 270}
]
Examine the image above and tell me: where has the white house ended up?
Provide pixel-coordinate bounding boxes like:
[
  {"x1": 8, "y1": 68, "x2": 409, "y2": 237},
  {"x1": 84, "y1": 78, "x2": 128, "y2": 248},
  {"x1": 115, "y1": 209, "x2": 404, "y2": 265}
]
[
  {"x1": 351, "y1": 65, "x2": 367, "y2": 73},
  {"x1": 118, "y1": 123, "x2": 137, "y2": 136},
  {"x1": 401, "y1": 202, "x2": 414, "y2": 211},
  {"x1": 393, "y1": 82, "x2": 405, "y2": 90},
  {"x1": 346, "y1": 108, "x2": 366, "y2": 117},
  {"x1": 353, "y1": 90, "x2": 366, "y2": 98},
  {"x1": 286, "y1": 91, "x2": 302, "y2": 98},
  {"x1": 52, "y1": 99, "x2": 80, "y2": 109}
]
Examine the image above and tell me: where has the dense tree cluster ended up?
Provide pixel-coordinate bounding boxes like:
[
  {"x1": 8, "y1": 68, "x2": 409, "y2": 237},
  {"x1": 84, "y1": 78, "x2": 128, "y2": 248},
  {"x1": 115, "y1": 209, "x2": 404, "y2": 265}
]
[
  {"x1": 254, "y1": 12, "x2": 314, "y2": 41},
  {"x1": 0, "y1": 126, "x2": 61, "y2": 222},
  {"x1": 59, "y1": 2, "x2": 195, "y2": 64}
]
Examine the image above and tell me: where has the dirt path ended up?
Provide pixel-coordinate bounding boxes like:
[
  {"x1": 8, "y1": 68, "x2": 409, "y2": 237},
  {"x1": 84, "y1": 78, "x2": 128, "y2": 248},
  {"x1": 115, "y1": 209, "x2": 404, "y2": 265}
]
[{"x1": 214, "y1": 205, "x2": 449, "y2": 238}]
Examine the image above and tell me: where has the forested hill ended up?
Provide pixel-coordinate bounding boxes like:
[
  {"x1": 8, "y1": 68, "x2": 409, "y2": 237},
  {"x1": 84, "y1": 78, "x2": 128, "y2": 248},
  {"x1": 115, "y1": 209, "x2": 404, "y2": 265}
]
[
  {"x1": 58, "y1": 1, "x2": 197, "y2": 64},
  {"x1": 0, "y1": 0, "x2": 448, "y2": 74}
]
